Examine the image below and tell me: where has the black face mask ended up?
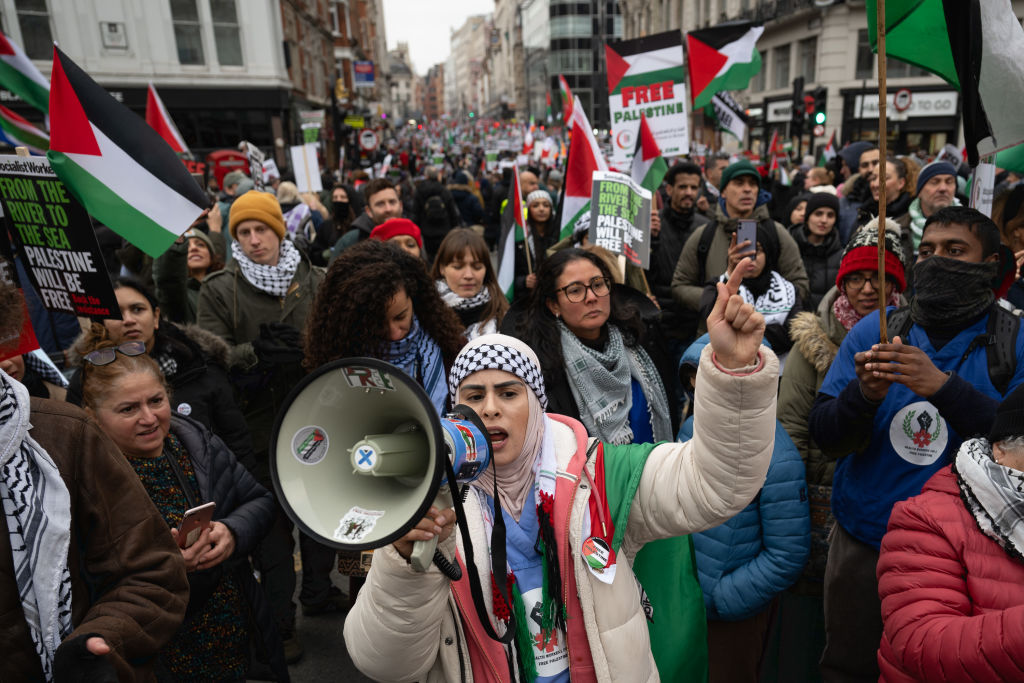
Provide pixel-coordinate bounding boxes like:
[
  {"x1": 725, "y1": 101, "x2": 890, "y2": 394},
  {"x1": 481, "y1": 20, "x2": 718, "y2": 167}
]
[
  {"x1": 911, "y1": 255, "x2": 997, "y2": 328},
  {"x1": 332, "y1": 201, "x2": 349, "y2": 217}
]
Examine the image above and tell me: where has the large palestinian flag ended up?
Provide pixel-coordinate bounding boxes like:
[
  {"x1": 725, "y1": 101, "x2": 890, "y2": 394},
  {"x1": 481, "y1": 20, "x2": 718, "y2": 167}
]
[
  {"x1": 0, "y1": 31, "x2": 48, "y2": 114},
  {"x1": 560, "y1": 97, "x2": 608, "y2": 241},
  {"x1": 686, "y1": 21, "x2": 763, "y2": 110},
  {"x1": 145, "y1": 83, "x2": 190, "y2": 156},
  {"x1": 868, "y1": 0, "x2": 1024, "y2": 166},
  {"x1": 604, "y1": 30, "x2": 686, "y2": 96},
  {"x1": 47, "y1": 47, "x2": 207, "y2": 258}
]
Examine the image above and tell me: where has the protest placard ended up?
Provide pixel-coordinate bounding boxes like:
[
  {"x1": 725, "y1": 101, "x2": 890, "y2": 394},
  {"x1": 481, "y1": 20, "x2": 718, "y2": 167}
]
[
  {"x1": 587, "y1": 170, "x2": 652, "y2": 269},
  {"x1": 290, "y1": 143, "x2": 323, "y2": 193},
  {"x1": 0, "y1": 155, "x2": 119, "y2": 319},
  {"x1": 240, "y1": 140, "x2": 266, "y2": 191}
]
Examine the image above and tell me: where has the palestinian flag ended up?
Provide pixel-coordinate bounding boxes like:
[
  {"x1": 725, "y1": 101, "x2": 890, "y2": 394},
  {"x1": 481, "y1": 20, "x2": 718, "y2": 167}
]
[
  {"x1": 0, "y1": 105, "x2": 47, "y2": 155},
  {"x1": 687, "y1": 21, "x2": 764, "y2": 110},
  {"x1": 558, "y1": 75, "x2": 574, "y2": 125},
  {"x1": 604, "y1": 30, "x2": 686, "y2": 96},
  {"x1": 630, "y1": 113, "x2": 667, "y2": 194},
  {"x1": 868, "y1": 0, "x2": 1024, "y2": 166},
  {"x1": 145, "y1": 83, "x2": 190, "y2": 156},
  {"x1": 47, "y1": 47, "x2": 207, "y2": 258},
  {"x1": 560, "y1": 96, "x2": 608, "y2": 241},
  {"x1": 819, "y1": 130, "x2": 837, "y2": 165},
  {"x1": 0, "y1": 31, "x2": 48, "y2": 114},
  {"x1": 545, "y1": 91, "x2": 553, "y2": 123},
  {"x1": 497, "y1": 162, "x2": 527, "y2": 300}
]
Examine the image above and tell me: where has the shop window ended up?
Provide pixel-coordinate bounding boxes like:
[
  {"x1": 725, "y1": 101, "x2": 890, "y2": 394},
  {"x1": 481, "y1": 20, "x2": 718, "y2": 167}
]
[
  {"x1": 211, "y1": 0, "x2": 242, "y2": 66},
  {"x1": 773, "y1": 44, "x2": 790, "y2": 90},
  {"x1": 798, "y1": 37, "x2": 816, "y2": 81},
  {"x1": 14, "y1": 0, "x2": 52, "y2": 60},
  {"x1": 170, "y1": 0, "x2": 205, "y2": 65}
]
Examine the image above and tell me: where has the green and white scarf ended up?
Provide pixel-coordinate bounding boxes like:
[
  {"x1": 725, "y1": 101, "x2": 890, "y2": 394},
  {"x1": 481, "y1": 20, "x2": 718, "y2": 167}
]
[{"x1": 558, "y1": 321, "x2": 672, "y2": 445}]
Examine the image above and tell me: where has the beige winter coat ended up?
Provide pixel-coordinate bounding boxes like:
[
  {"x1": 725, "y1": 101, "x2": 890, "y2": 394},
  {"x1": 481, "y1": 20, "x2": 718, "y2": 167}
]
[{"x1": 343, "y1": 346, "x2": 779, "y2": 682}]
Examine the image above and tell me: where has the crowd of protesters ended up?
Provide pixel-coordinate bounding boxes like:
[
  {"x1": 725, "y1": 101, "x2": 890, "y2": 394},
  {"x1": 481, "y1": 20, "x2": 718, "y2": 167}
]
[{"x1": 3, "y1": 137, "x2": 1024, "y2": 683}]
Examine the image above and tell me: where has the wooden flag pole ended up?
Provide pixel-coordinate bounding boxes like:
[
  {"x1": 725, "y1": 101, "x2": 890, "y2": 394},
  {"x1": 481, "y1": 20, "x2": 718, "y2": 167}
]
[{"x1": 876, "y1": 0, "x2": 889, "y2": 343}]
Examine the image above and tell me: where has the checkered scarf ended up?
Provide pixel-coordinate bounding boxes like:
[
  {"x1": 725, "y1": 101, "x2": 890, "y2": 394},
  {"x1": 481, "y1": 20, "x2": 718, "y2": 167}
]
[
  {"x1": 955, "y1": 438, "x2": 1024, "y2": 562},
  {"x1": 0, "y1": 371, "x2": 73, "y2": 678},
  {"x1": 231, "y1": 238, "x2": 301, "y2": 297}
]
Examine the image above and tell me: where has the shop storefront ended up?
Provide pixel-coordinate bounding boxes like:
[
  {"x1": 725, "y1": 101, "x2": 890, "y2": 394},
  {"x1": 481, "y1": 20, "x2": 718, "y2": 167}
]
[{"x1": 840, "y1": 86, "x2": 959, "y2": 156}]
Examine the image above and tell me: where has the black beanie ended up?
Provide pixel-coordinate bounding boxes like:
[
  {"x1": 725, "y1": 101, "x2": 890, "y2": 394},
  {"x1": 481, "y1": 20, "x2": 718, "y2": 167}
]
[
  {"x1": 805, "y1": 192, "x2": 840, "y2": 219},
  {"x1": 988, "y1": 383, "x2": 1024, "y2": 443}
]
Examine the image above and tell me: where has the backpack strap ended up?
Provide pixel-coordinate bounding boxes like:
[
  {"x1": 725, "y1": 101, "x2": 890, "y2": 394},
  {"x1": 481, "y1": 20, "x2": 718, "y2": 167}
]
[{"x1": 696, "y1": 223, "x2": 716, "y2": 286}]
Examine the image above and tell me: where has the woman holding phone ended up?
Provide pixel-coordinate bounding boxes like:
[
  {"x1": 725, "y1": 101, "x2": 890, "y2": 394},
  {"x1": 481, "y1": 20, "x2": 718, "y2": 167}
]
[
  {"x1": 79, "y1": 344, "x2": 288, "y2": 682},
  {"x1": 343, "y1": 260, "x2": 780, "y2": 682}
]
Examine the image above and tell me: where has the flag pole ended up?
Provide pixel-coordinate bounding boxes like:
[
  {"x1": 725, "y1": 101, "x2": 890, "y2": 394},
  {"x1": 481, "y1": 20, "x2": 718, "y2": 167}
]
[{"x1": 875, "y1": 0, "x2": 889, "y2": 344}]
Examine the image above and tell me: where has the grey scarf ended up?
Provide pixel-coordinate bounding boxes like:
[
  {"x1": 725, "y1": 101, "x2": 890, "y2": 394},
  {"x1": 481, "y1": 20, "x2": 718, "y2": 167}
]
[
  {"x1": 558, "y1": 321, "x2": 672, "y2": 444},
  {"x1": 0, "y1": 371, "x2": 73, "y2": 678},
  {"x1": 955, "y1": 438, "x2": 1024, "y2": 561},
  {"x1": 911, "y1": 256, "x2": 997, "y2": 328}
]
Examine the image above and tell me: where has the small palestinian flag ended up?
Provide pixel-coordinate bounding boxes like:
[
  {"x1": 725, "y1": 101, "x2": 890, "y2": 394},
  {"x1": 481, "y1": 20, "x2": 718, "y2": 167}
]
[
  {"x1": 560, "y1": 97, "x2": 608, "y2": 241},
  {"x1": 868, "y1": 0, "x2": 1024, "y2": 166},
  {"x1": 687, "y1": 21, "x2": 764, "y2": 110},
  {"x1": 558, "y1": 74, "x2": 574, "y2": 125},
  {"x1": 497, "y1": 162, "x2": 527, "y2": 300},
  {"x1": 604, "y1": 30, "x2": 686, "y2": 96},
  {"x1": 630, "y1": 113, "x2": 667, "y2": 195},
  {"x1": 145, "y1": 83, "x2": 190, "y2": 156},
  {"x1": 820, "y1": 130, "x2": 837, "y2": 165},
  {"x1": 0, "y1": 105, "x2": 48, "y2": 155},
  {"x1": 47, "y1": 47, "x2": 207, "y2": 258},
  {"x1": 0, "y1": 31, "x2": 48, "y2": 114}
]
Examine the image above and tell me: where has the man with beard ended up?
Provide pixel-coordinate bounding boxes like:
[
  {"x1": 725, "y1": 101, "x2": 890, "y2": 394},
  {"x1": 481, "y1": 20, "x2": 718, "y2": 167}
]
[
  {"x1": 907, "y1": 161, "x2": 959, "y2": 257},
  {"x1": 808, "y1": 205, "x2": 1024, "y2": 682},
  {"x1": 649, "y1": 161, "x2": 710, "y2": 351},
  {"x1": 837, "y1": 143, "x2": 877, "y2": 244}
]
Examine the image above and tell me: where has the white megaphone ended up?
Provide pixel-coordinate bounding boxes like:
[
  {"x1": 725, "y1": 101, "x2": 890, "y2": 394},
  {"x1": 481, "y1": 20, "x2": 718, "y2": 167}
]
[{"x1": 270, "y1": 357, "x2": 490, "y2": 573}]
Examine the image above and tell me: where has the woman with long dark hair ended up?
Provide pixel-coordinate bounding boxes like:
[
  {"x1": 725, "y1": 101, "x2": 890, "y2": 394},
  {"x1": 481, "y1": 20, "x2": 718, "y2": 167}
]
[{"x1": 430, "y1": 228, "x2": 508, "y2": 339}]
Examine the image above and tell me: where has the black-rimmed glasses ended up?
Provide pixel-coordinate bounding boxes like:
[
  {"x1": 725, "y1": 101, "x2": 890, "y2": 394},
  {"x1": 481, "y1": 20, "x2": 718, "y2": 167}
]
[
  {"x1": 83, "y1": 341, "x2": 148, "y2": 366},
  {"x1": 555, "y1": 277, "x2": 611, "y2": 303}
]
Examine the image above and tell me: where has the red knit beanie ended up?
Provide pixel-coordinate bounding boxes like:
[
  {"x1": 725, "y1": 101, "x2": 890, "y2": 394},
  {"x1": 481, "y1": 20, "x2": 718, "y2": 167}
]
[
  {"x1": 836, "y1": 219, "x2": 907, "y2": 292},
  {"x1": 370, "y1": 218, "x2": 423, "y2": 248}
]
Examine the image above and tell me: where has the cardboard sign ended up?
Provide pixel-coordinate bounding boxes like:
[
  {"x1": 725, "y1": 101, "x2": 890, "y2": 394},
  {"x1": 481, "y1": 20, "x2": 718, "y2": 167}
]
[
  {"x1": 290, "y1": 143, "x2": 323, "y2": 193},
  {"x1": 0, "y1": 155, "x2": 119, "y2": 319},
  {"x1": 587, "y1": 170, "x2": 652, "y2": 269}
]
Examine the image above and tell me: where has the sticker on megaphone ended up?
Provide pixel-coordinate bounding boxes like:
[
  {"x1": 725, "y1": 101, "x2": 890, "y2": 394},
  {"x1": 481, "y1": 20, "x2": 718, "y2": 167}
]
[{"x1": 441, "y1": 417, "x2": 490, "y2": 485}]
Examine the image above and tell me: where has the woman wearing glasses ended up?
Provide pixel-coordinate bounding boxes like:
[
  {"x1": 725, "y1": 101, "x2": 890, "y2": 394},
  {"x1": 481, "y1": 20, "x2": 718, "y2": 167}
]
[
  {"x1": 510, "y1": 248, "x2": 678, "y2": 443},
  {"x1": 774, "y1": 219, "x2": 906, "y2": 678},
  {"x1": 68, "y1": 277, "x2": 255, "y2": 473},
  {"x1": 78, "y1": 344, "x2": 288, "y2": 682}
]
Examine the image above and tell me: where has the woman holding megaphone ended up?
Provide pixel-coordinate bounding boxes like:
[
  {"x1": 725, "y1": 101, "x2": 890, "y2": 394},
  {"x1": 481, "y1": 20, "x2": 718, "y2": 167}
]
[{"x1": 344, "y1": 259, "x2": 779, "y2": 683}]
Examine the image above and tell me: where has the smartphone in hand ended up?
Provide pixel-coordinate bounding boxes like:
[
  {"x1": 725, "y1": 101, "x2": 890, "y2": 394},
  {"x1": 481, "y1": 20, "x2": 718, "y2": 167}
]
[
  {"x1": 178, "y1": 502, "x2": 216, "y2": 549},
  {"x1": 736, "y1": 220, "x2": 758, "y2": 258}
]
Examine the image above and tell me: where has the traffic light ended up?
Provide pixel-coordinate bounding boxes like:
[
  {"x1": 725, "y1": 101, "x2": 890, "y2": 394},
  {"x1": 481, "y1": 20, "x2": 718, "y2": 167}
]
[
  {"x1": 791, "y1": 76, "x2": 806, "y2": 126},
  {"x1": 812, "y1": 87, "x2": 827, "y2": 125}
]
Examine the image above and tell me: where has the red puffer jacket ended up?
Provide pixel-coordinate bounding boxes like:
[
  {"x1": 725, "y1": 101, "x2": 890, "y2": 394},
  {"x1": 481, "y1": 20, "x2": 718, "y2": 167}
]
[{"x1": 877, "y1": 465, "x2": 1024, "y2": 682}]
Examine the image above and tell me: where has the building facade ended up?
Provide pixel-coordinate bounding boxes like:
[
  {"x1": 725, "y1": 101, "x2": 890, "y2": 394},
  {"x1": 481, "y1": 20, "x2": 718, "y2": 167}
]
[
  {"x1": 387, "y1": 41, "x2": 417, "y2": 122},
  {"x1": 448, "y1": 14, "x2": 490, "y2": 119},
  {"x1": 0, "y1": 0, "x2": 293, "y2": 157},
  {"x1": 422, "y1": 62, "x2": 444, "y2": 120}
]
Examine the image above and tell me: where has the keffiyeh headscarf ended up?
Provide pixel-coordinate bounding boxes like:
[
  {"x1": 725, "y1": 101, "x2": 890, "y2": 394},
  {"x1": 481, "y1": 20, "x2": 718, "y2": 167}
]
[
  {"x1": 231, "y1": 238, "x2": 301, "y2": 297},
  {"x1": 0, "y1": 370, "x2": 73, "y2": 678},
  {"x1": 955, "y1": 438, "x2": 1024, "y2": 561}
]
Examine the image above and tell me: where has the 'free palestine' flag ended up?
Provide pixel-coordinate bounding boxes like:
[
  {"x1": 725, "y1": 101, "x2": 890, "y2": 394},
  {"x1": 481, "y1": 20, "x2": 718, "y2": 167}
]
[
  {"x1": 561, "y1": 96, "x2": 608, "y2": 241},
  {"x1": 145, "y1": 82, "x2": 190, "y2": 156},
  {"x1": 686, "y1": 21, "x2": 764, "y2": 111},
  {"x1": 868, "y1": 0, "x2": 1024, "y2": 166},
  {"x1": 0, "y1": 105, "x2": 48, "y2": 155},
  {"x1": 605, "y1": 30, "x2": 689, "y2": 167},
  {"x1": 47, "y1": 47, "x2": 208, "y2": 258},
  {"x1": 0, "y1": 31, "x2": 49, "y2": 114},
  {"x1": 630, "y1": 113, "x2": 668, "y2": 195}
]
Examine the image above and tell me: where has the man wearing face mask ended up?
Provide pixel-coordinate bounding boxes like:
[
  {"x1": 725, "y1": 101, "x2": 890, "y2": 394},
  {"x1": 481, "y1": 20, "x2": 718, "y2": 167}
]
[{"x1": 807, "y1": 205, "x2": 1024, "y2": 682}]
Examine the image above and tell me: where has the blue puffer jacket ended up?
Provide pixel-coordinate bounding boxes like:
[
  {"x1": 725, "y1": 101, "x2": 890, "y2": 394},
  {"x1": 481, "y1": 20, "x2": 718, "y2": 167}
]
[{"x1": 679, "y1": 336, "x2": 810, "y2": 621}]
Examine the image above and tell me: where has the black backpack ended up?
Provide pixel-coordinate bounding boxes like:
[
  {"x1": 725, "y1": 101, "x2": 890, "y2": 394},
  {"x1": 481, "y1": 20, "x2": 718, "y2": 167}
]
[
  {"x1": 423, "y1": 194, "x2": 449, "y2": 227},
  {"x1": 886, "y1": 300, "x2": 1021, "y2": 395}
]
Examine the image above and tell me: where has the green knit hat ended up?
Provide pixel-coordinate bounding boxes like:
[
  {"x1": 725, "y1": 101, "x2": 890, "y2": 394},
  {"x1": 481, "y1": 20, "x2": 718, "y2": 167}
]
[{"x1": 719, "y1": 159, "x2": 761, "y2": 191}]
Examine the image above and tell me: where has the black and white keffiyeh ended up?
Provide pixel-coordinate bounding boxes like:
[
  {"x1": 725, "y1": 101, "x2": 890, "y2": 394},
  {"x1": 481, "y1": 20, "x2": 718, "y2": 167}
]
[
  {"x1": 436, "y1": 280, "x2": 496, "y2": 339},
  {"x1": 955, "y1": 437, "x2": 1024, "y2": 561},
  {"x1": 720, "y1": 270, "x2": 796, "y2": 328},
  {"x1": 231, "y1": 238, "x2": 301, "y2": 297},
  {"x1": 0, "y1": 371, "x2": 73, "y2": 678},
  {"x1": 449, "y1": 335, "x2": 548, "y2": 409}
]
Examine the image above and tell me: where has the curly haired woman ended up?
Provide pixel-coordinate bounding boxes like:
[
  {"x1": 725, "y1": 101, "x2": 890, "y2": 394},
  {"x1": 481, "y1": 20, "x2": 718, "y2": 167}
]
[{"x1": 304, "y1": 239, "x2": 465, "y2": 415}]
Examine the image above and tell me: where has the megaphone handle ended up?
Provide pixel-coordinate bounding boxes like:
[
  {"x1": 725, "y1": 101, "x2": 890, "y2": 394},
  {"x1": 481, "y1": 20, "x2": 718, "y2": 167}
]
[{"x1": 410, "y1": 487, "x2": 454, "y2": 572}]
